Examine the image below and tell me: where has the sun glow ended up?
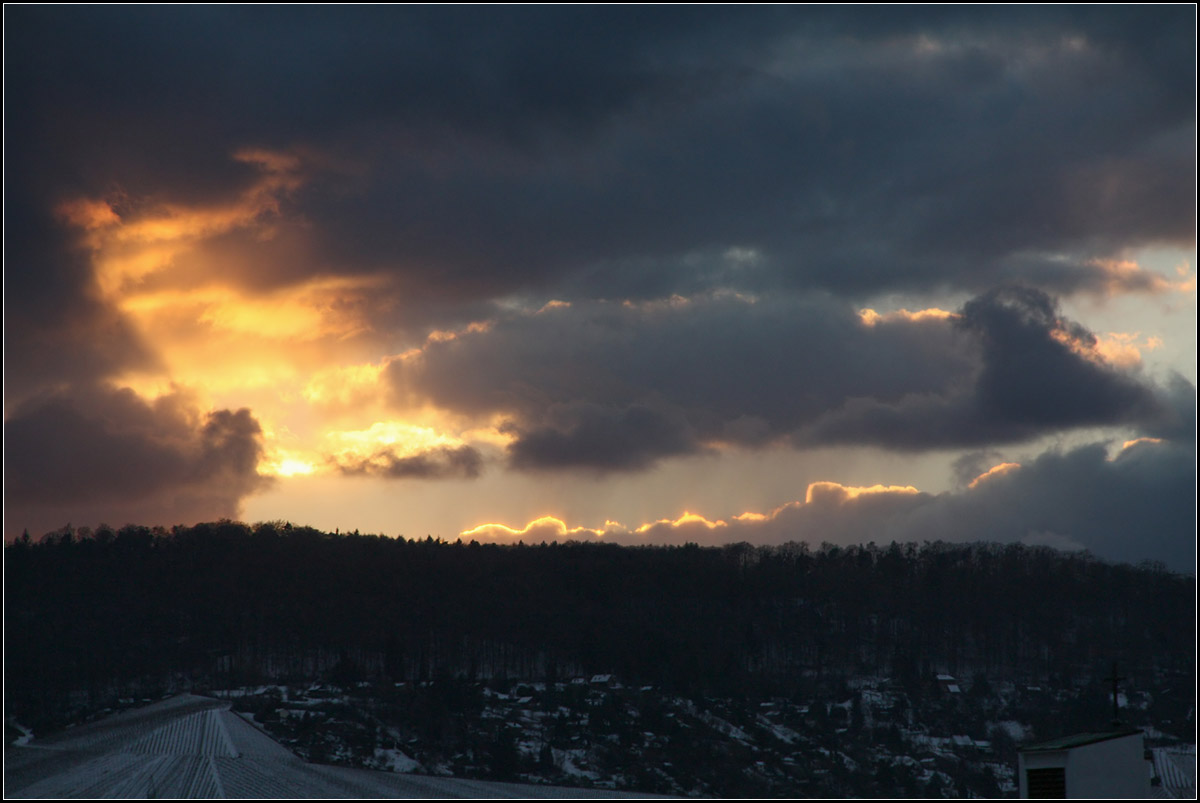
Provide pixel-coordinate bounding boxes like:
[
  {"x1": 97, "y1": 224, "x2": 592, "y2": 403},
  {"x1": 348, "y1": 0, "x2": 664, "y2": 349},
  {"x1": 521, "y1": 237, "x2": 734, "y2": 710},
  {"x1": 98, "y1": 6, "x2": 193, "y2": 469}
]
[
  {"x1": 117, "y1": 277, "x2": 380, "y2": 342},
  {"x1": 324, "y1": 420, "x2": 465, "y2": 463},
  {"x1": 269, "y1": 457, "x2": 319, "y2": 477},
  {"x1": 302, "y1": 362, "x2": 388, "y2": 407}
]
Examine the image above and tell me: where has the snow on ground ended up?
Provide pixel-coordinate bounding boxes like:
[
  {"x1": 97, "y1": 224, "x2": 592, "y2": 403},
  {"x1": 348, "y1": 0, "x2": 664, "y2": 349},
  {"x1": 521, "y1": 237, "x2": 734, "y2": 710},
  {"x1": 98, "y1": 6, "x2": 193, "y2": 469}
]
[
  {"x1": 860, "y1": 688, "x2": 892, "y2": 707},
  {"x1": 888, "y1": 755, "x2": 922, "y2": 768},
  {"x1": 696, "y1": 711, "x2": 752, "y2": 744},
  {"x1": 208, "y1": 686, "x2": 287, "y2": 699},
  {"x1": 554, "y1": 748, "x2": 602, "y2": 782},
  {"x1": 8, "y1": 718, "x2": 35, "y2": 746},
  {"x1": 373, "y1": 747, "x2": 420, "y2": 773},
  {"x1": 991, "y1": 720, "x2": 1028, "y2": 741},
  {"x1": 756, "y1": 715, "x2": 800, "y2": 745},
  {"x1": 7, "y1": 695, "x2": 667, "y2": 799}
]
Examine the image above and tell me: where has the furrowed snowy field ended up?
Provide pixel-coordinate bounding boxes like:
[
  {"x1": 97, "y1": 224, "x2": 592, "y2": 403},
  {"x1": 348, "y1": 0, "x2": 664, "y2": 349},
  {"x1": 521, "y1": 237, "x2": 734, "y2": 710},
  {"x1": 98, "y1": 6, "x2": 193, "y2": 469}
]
[{"x1": 4, "y1": 694, "x2": 667, "y2": 798}]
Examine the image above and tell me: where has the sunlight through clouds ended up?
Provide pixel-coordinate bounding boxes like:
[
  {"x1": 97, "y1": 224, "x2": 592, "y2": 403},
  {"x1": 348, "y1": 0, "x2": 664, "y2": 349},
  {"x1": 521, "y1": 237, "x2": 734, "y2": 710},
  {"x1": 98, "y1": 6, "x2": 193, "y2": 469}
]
[{"x1": 8, "y1": 7, "x2": 1194, "y2": 569}]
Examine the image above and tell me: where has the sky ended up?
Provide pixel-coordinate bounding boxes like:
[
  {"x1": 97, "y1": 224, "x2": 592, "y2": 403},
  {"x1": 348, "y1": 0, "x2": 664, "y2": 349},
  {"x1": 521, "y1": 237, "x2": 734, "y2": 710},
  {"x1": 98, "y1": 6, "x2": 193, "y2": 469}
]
[{"x1": 4, "y1": 6, "x2": 1196, "y2": 570}]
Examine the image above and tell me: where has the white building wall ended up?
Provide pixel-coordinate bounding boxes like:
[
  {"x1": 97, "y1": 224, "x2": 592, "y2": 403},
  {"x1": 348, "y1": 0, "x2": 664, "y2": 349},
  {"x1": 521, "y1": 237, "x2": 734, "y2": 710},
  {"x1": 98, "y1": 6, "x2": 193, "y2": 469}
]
[
  {"x1": 1019, "y1": 733, "x2": 1150, "y2": 798},
  {"x1": 1065, "y1": 733, "x2": 1149, "y2": 799}
]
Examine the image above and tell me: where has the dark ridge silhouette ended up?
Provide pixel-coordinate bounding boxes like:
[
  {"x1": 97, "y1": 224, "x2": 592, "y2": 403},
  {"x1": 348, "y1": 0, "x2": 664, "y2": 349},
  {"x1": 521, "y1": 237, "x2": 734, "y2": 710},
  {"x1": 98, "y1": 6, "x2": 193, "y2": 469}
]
[{"x1": 6, "y1": 520, "x2": 1194, "y2": 736}]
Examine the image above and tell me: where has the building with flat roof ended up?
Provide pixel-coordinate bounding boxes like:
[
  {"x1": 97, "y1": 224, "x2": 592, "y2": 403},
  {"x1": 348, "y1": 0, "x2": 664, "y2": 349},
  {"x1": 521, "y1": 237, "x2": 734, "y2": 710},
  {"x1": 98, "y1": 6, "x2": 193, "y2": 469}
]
[{"x1": 1018, "y1": 728, "x2": 1150, "y2": 798}]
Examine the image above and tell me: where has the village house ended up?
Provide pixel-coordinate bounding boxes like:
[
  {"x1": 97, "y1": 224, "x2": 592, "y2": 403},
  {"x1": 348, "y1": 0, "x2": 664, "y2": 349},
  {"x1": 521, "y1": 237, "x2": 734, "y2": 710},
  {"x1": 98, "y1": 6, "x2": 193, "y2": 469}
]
[{"x1": 1018, "y1": 728, "x2": 1150, "y2": 798}]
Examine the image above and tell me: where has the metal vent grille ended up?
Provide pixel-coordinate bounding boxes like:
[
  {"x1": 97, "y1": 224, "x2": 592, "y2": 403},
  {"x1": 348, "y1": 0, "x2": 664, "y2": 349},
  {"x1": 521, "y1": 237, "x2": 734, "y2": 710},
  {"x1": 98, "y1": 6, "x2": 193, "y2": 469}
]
[{"x1": 1027, "y1": 767, "x2": 1066, "y2": 798}]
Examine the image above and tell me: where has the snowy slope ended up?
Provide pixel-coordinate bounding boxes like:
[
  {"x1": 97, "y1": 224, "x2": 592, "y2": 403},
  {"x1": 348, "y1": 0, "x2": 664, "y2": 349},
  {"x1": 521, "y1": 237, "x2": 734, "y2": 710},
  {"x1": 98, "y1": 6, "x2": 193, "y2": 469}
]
[{"x1": 4, "y1": 694, "x2": 667, "y2": 799}]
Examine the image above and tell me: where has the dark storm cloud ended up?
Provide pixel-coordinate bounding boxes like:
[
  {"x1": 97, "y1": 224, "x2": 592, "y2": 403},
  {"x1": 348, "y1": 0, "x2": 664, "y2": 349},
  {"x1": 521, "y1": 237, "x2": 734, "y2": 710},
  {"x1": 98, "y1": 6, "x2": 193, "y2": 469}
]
[
  {"x1": 3, "y1": 208, "x2": 161, "y2": 402},
  {"x1": 950, "y1": 450, "x2": 1007, "y2": 490},
  {"x1": 394, "y1": 295, "x2": 971, "y2": 421},
  {"x1": 7, "y1": 6, "x2": 1194, "y2": 334},
  {"x1": 4, "y1": 385, "x2": 271, "y2": 536},
  {"x1": 386, "y1": 287, "x2": 1184, "y2": 470},
  {"x1": 904, "y1": 437, "x2": 1197, "y2": 572},
  {"x1": 515, "y1": 435, "x2": 1195, "y2": 571},
  {"x1": 333, "y1": 445, "x2": 483, "y2": 480},
  {"x1": 623, "y1": 379, "x2": 1194, "y2": 568},
  {"x1": 1138, "y1": 372, "x2": 1197, "y2": 445},
  {"x1": 3, "y1": 6, "x2": 1194, "y2": 526},
  {"x1": 386, "y1": 293, "x2": 972, "y2": 470},
  {"x1": 294, "y1": 4, "x2": 1192, "y2": 306},
  {"x1": 798, "y1": 287, "x2": 1170, "y2": 449},
  {"x1": 504, "y1": 403, "x2": 702, "y2": 472},
  {"x1": 754, "y1": 437, "x2": 1195, "y2": 572}
]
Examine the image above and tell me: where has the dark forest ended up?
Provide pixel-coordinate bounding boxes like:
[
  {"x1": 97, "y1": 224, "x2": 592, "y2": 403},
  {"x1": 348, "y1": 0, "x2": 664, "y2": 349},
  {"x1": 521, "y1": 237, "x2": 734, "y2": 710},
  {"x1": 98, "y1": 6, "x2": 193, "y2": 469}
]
[{"x1": 6, "y1": 520, "x2": 1193, "y2": 737}]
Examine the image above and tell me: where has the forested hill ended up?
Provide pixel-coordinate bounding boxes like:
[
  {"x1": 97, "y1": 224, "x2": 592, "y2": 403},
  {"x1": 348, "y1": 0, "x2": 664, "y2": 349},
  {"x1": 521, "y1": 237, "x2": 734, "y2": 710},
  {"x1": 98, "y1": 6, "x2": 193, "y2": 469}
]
[{"x1": 6, "y1": 521, "x2": 1194, "y2": 731}]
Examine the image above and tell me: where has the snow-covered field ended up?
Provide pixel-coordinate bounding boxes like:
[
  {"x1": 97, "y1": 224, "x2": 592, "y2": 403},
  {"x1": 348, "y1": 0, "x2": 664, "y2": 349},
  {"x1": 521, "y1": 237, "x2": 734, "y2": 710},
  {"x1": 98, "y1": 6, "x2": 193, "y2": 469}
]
[{"x1": 4, "y1": 694, "x2": 668, "y2": 799}]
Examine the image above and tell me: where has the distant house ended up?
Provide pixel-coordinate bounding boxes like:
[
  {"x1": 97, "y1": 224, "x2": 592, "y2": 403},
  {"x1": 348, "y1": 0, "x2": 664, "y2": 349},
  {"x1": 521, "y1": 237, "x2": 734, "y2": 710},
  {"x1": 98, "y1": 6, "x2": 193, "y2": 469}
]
[
  {"x1": 1149, "y1": 746, "x2": 1197, "y2": 799},
  {"x1": 1018, "y1": 728, "x2": 1150, "y2": 798},
  {"x1": 936, "y1": 674, "x2": 961, "y2": 694}
]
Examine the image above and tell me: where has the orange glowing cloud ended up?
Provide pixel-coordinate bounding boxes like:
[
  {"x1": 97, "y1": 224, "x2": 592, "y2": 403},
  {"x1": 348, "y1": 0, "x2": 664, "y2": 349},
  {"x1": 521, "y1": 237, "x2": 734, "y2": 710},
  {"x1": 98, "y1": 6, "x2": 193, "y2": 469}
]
[
  {"x1": 803, "y1": 481, "x2": 921, "y2": 504},
  {"x1": 59, "y1": 149, "x2": 382, "y2": 380},
  {"x1": 317, "y1": 417, "x2": 489, "y2": 480},
  {"x1": 968, "y1": 462, "x2": 1022, "y2": 489},
  {"x1": 56, "y1": 197, "x2": 122, "y2": 230},
  {"x1": 1173, "y1": 261, "x2": 1196, "y2": 293},
  {"x1": 116, "y1": 149, "x2": 299, "y2": 246},
  {"x1": 302, "y1": 361, "x2": 388, "y2": 407},
  {"x1": 1087, "y1": 258, "x2": 1195, "y2": 295},
  {"x1": 1090, "y1": 332, "x2": 1151, "y2": 369},
  {"x1": 59, "y1": 147, "x2": 306, "y2": 299},
  {"x1": 119, "y1": 276, "x2": 382, "y2": 343},
  {"x1": 634, "y1": 511, "x2": 728, "y2": 535},
  {"x1": 325, "y1": 420, "x2": 464, "y2": 463},
  {"x1": 1050, "y1": 325, "x2": 1164, "y2": 370},
  {"x1": 459, "y1": 516, "x2": 614, "y2": 542},
  {"x1": 621, "y1": 294, "x2": 695, "y2": 312},
  {"x1": 1118, "y1": 437, "x2": 1164, "y2": 454},
  {"x1": 261, "y1": 453, "x2": 319, "y2": 478},
  {"x1": 425, "y1": 320, "x2": 494, "y2": 344},
  {"x1": 55, "y1": 148, "x2": 408, "y2": 471},
  {"x1": 460, "y1": 481, "x2": 930, "y2": 545},
  {"x1": 857, "y1": 307, "x2": 958, "y2": 327}
]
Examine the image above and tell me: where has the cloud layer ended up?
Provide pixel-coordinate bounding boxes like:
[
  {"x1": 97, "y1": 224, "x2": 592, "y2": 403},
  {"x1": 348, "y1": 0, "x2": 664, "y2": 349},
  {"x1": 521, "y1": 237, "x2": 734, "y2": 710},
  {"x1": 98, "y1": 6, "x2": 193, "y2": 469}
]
[
  {"x1": 4, "y1": 7, "x2": 1194, "y2": 567},
  {"x1": 7, "y1": 7, "x2": 1194, "y2": 328},
  {"x1": 5, "y1": 385, "x2": 270, "y2": 535},
  {"x1": 385, "y1": 288, "x2": 1182, "y2": 470},
  {"x1": 464, "y1": 434, "x2": 1196, "y2": 572}
]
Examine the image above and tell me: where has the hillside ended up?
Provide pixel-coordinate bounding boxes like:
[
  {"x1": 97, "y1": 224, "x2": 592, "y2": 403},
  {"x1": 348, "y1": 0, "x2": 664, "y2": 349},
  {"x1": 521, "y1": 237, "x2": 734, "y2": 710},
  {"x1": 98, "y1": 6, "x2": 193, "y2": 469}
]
[{"x1": 5, "y1": 521, "x2": 1195, "y2": 796}]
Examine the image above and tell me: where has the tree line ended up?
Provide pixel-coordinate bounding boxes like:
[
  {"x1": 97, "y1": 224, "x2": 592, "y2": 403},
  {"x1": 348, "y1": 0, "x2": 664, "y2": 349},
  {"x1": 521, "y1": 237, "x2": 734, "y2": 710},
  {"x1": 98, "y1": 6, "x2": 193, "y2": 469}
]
[{"x1": 5, "y1": 520, "x2": 1194, "y2": 732}]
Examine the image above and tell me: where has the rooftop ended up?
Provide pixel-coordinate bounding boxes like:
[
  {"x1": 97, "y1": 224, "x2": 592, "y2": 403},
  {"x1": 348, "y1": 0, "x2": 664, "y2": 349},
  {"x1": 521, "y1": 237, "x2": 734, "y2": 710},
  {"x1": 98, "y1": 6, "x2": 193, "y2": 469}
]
[{"x1": 1019, "y1": 728, "x2": 1143, "y2": 753}]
